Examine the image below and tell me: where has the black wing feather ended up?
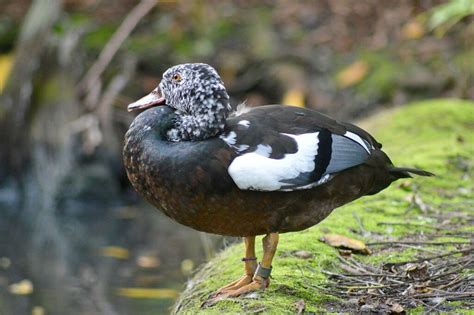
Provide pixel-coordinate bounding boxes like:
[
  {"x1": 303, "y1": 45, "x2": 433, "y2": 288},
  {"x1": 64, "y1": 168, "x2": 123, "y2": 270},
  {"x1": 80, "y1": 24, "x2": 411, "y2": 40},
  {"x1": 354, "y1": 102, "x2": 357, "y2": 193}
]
[{"x1": 225, "y1": 105, "x2": 377, "y2": 191}]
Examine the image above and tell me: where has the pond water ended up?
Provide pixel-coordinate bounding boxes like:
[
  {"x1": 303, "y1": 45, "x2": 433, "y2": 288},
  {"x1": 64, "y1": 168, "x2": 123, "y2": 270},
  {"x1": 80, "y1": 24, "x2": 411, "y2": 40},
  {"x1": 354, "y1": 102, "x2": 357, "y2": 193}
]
[{"x1": 0, "y1": 190, "x2": 227, "y2": 315}]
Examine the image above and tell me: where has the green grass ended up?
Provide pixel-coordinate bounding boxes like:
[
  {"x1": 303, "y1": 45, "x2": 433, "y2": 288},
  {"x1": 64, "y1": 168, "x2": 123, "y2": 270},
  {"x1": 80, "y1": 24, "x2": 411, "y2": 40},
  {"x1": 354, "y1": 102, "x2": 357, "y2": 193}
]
[{"x1": 173, "y1": 99, "x2": 474, "y2": 314}]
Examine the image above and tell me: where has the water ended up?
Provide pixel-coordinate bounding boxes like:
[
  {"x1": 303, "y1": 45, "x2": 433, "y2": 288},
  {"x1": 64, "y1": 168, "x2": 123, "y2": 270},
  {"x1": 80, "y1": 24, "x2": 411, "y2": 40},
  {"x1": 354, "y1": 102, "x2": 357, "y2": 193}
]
[{"x1": 0, "y1": 184, "x2": 224, "y2": 315}]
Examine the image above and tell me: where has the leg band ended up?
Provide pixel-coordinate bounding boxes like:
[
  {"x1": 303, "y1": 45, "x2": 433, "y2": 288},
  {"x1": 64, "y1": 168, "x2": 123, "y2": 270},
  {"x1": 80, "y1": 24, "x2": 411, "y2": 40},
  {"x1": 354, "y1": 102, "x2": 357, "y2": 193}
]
[{"x1": 255, "y1": 263, "x2": 272, "y2": 279}]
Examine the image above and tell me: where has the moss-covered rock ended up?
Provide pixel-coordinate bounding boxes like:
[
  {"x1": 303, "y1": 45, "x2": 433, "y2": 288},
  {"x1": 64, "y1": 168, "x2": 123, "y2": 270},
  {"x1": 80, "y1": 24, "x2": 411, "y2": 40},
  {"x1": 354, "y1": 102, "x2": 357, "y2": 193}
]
[{"x1": 173, "y1": 99, "x2": 473, "y2": 314}]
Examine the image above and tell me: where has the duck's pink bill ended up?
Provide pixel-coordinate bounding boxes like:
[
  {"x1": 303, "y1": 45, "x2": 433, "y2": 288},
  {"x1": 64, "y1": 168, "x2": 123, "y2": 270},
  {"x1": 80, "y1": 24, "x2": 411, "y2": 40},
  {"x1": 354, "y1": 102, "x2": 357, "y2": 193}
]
[{"x1": 127, "y1": 88, "x2": 166, "y2": 112}]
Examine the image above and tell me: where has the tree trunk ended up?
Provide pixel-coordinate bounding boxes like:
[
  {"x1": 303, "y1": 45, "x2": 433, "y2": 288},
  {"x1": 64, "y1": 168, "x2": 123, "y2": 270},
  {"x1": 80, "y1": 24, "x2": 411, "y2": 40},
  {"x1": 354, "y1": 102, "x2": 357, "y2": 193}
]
[{"x1": 0, "y1": 0, "x2": 61, "y2": 178}]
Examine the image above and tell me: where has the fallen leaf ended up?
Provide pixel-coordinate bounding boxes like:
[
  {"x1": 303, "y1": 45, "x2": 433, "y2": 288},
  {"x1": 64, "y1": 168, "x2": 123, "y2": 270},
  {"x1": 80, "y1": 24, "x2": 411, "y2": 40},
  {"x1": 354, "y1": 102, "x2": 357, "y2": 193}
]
[
  {"x1": 390, "y1": 302, "x2": 405, "y2": 314},
  {"x1": 295, "y1": 299, "x2": 305, "y2": 315},
  {"x1": 292, "y1": 250, "x2": 313, "y2": 259},
  {"x1": 336, "y1": 60, "x2": 369, "y2": 88},
  {"x1": 404, "y1": 262, "x2": 429, "y2": 280},
  {"x1": 117, "y1": 287, "x2": 178, "y2": 299},
  {"x1": 320, "y1": 234, "x2": 371, "y2": 255},
  {"x1": 9, "y1": 279, "x2": 33, "y2": 295},
  {"x1": 100, "y1": 246, "x2": 130, "y2": 260}
]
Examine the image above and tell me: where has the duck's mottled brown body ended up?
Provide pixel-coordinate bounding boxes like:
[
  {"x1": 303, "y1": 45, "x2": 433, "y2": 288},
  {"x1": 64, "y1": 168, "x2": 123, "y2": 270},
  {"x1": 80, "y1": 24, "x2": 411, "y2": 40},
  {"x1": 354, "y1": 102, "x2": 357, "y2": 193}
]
[{"x1": 124, "y1": 106, "x2": 399, "y2": 236}]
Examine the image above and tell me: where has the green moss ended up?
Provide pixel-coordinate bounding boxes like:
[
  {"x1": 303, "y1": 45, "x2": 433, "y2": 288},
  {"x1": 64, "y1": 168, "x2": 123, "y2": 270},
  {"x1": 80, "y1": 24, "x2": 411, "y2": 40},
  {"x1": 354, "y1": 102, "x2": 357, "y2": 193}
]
[{"x1": 174, "y1": 99, "x2": 474, "y2": 314}]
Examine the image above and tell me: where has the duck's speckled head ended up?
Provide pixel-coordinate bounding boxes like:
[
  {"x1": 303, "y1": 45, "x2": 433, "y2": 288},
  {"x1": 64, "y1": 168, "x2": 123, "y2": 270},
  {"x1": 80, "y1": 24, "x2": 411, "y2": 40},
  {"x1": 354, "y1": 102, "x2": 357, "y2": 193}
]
[
  {"x1": 128, "y1": 63, "x2": 231, "y2": 142},
  {"x1": 160, "y1": 63, "x2": 230, "y2": 114}
]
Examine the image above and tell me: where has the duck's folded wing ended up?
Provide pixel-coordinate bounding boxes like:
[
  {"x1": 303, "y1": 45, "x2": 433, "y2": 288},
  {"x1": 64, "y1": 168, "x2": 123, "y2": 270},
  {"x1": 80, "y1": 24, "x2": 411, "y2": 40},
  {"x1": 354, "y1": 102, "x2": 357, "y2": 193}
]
[{"x1": 222, "y1": 128, "x2": 373, "y2": 192}]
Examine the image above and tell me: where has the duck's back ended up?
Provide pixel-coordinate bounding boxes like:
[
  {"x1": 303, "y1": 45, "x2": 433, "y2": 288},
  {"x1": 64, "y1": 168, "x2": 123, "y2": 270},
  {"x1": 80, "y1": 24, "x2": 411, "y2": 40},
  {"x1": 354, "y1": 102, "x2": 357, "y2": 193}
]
[
  {"x1": 124, "y1": 105, "x2": 397, "y2": 236},
  {"x1": 222, "y1": 105, "x2": 388, "y2": 192}
]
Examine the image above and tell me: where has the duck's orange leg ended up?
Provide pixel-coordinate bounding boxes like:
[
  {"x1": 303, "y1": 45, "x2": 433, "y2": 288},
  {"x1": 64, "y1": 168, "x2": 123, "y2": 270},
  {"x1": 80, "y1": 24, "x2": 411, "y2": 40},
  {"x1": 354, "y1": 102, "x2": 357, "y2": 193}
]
[
  {"x1": 210, "y1": 236, "x2": 257, "y2": 297},
  {"x1": 203, "y1": 233, "x2": 279, "y2": 307}
]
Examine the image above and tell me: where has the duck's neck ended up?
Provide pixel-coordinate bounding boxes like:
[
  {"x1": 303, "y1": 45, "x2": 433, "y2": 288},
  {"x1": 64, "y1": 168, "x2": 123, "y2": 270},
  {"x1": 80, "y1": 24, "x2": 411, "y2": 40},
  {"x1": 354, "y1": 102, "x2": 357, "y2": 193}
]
[{"x1": 166, "y1": 99, "x2": 231, "y2": 142}]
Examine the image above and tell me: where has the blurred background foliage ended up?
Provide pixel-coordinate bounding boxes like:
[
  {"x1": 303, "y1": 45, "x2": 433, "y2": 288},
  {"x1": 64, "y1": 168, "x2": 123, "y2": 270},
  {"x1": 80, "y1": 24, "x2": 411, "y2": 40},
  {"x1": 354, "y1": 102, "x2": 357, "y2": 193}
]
[{"x1": 0, "y1": 1, "x2": 472, "y2": 314}]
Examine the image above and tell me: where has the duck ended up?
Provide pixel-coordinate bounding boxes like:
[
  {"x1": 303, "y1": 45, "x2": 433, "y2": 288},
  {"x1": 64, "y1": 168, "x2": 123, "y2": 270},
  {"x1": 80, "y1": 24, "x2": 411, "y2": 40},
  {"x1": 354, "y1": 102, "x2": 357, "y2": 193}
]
[{"x1": 123, "y1": 63, "x2": 433, "y2": 304}]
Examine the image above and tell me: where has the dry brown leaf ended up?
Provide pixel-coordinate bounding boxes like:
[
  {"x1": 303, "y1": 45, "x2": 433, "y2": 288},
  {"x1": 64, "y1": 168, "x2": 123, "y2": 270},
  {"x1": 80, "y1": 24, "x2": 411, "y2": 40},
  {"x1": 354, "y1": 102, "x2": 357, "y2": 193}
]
[
  {"x1": 320, "y1": 234, "x2": 371, "y2": 255},
  {"x1": 390, "y1": 302, "x2": 405, "y2": 314},
  {"x1": 405, "y1": 262, "x2": 429, "y2": 280},
  {"x1": 336, "y1": 60, "x2": 369, "y2": 88}
]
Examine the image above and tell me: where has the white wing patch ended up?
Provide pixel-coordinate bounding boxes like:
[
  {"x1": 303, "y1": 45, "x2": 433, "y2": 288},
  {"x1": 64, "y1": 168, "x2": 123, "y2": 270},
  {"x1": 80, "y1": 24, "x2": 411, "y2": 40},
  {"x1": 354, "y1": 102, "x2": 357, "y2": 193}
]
[{"x1": 228, "y1": 133, "x2": 319, "y2": 191}]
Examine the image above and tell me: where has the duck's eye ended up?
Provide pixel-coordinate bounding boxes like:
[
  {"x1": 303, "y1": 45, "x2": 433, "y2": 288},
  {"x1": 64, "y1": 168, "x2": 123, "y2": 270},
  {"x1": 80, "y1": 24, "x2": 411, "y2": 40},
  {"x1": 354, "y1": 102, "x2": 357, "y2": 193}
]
[{"x1": 172, "y1": 73, "x2": 182, "y2": 82}]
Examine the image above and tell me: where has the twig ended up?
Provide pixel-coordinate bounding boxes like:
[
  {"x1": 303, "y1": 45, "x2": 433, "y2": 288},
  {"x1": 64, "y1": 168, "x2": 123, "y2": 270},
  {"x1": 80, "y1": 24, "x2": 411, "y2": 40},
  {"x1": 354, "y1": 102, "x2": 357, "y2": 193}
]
[
  {"x1": 78, "y1": 0, "x2": 158, "y2": 98},
  {"x1": 437, "y1": 276, "x2": 466, "y2": 290},
  {"x1": 396, "y1": 243, "x2": 440, "y2": 254},
  {"x1": 383, "y1": 247, "x2": 472, "y2": 267},
  {"x1": 430, "y1": 263, "x2": 473, "y2": 281},
  {"x1": 322, "y1": 245, "x2": 473, "y2": 313},
  {"x1": 412, "y1": 292, "x2": 474, "y2": 299},
  {"x1": 377, "y1": 222, "x2": 465, "y2": 232},
  {"x1": 352, "y1": 212, "x2": 368, "y2": 235},
  {"x1": 96, "y1": 56, "x2": 136, "y2": 114},
  {"x1": 367, "y1": 241, "x2": 471, "y2": 246},
  {"x1": 326, "y1": 271, "x2": 406, "y2": 279},
  {"x1": 423, "y1": 299, "x2": 445, "y2": 314}
]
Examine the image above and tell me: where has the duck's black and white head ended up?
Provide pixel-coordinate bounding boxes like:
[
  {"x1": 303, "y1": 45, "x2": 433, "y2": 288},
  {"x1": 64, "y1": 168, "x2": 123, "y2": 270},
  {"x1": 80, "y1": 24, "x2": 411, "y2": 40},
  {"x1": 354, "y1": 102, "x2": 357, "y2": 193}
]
[{"x1": 128, "y1": 63, "x2": 231, "y2": 142}]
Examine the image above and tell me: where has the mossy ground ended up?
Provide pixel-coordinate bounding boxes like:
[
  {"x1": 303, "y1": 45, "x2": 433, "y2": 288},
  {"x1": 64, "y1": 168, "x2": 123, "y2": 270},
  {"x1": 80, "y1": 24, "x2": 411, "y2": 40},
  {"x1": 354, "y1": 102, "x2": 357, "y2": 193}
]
[{"x1": 174, "y1": 99, "x2": 473, "y2": 314}]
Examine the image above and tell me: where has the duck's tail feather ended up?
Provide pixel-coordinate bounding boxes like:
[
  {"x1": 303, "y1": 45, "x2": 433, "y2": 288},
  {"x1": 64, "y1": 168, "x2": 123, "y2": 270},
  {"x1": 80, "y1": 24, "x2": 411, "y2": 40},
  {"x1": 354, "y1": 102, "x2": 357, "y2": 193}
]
[{"x1": 389, "y1": 167, "x2": 435, "y2": 179}]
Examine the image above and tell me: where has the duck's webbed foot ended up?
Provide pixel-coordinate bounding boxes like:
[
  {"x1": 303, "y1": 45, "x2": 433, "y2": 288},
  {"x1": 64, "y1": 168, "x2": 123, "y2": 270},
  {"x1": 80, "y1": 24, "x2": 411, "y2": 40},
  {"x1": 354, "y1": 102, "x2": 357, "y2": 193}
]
[
  {"x1": 202, "y1": 233, "x2": 279, "y2": 307},
  {"x1": 208, "y1": 237, "x2": 257, "y2": 299}
]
